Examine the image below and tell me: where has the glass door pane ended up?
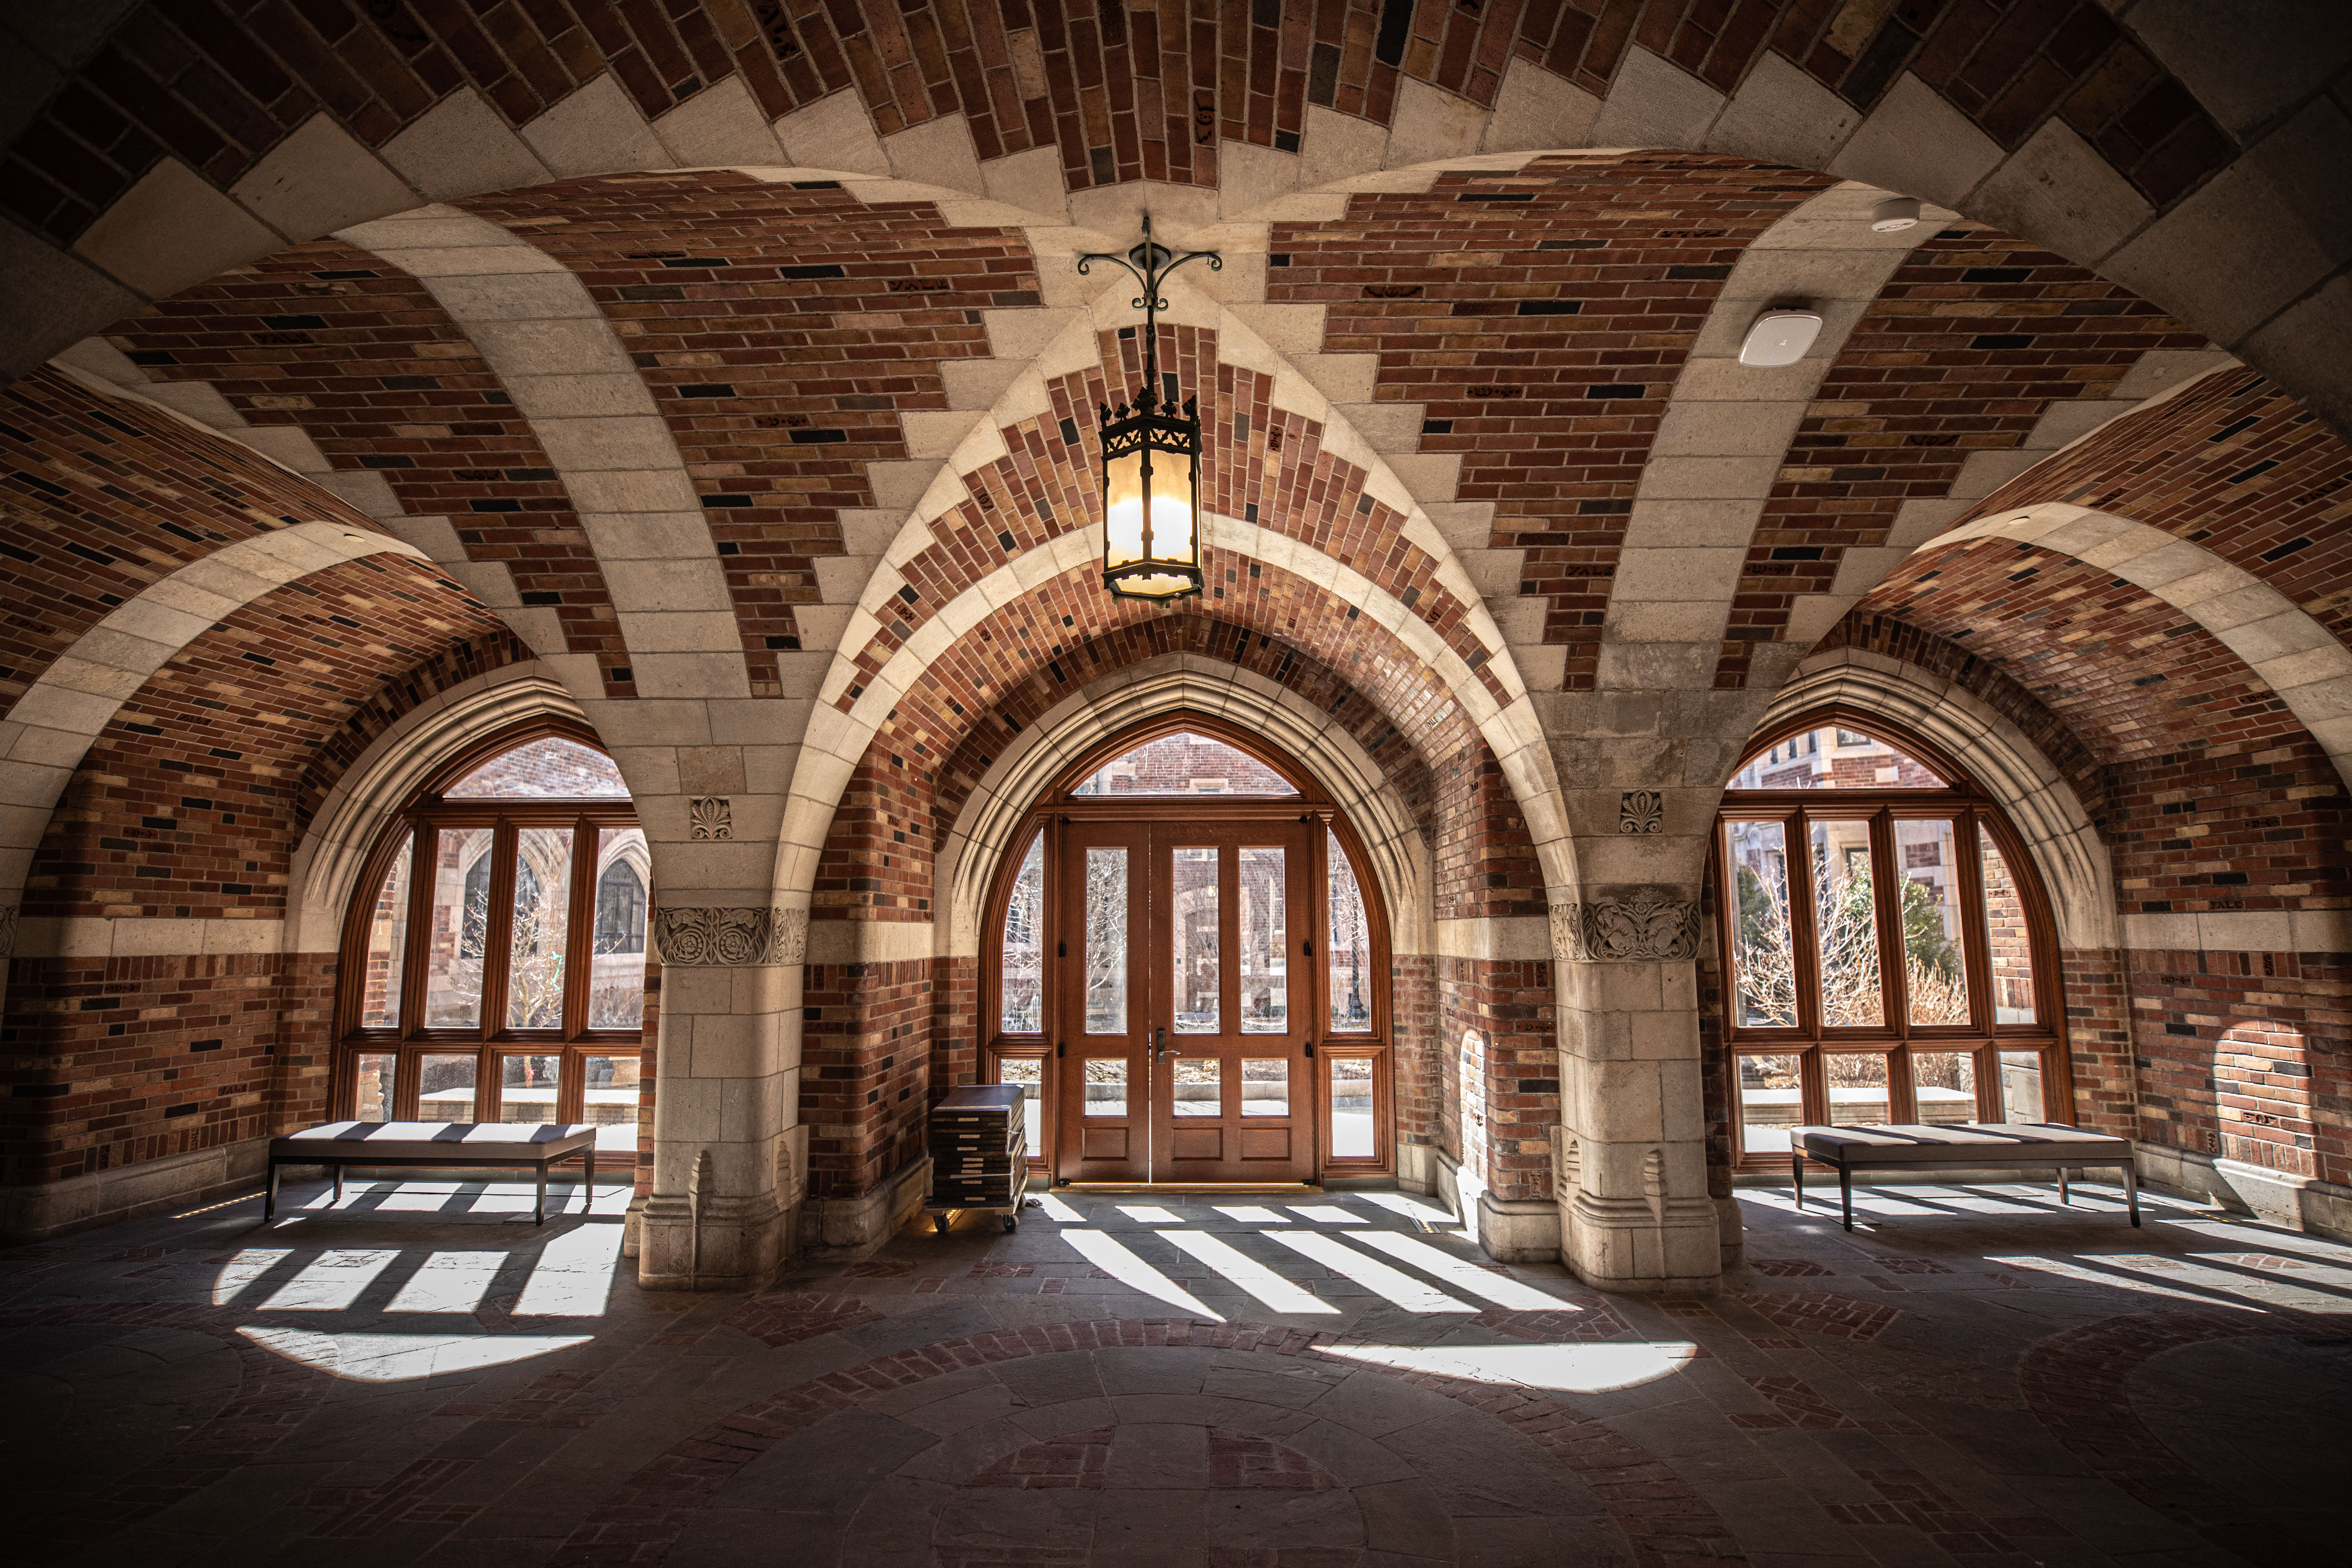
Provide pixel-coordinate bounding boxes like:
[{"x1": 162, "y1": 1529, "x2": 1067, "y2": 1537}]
[
  {"x1": 353, "y1": 1052, "x2": 397, "y2": 1122},
  {"x1": 1912, "y1": 1051, "x2": 1976, "y2": 1125},
  {"x1": 1895, "y1": 818, "x2": 1969, "y2": 1027},
  {"x1": 1326, "y1": 831, "x2": 1372, "y2": 1032},
  {"x1": 1999, "y1": 1051, "x2": 2046, "y2": 1121},
  {"x1": 360, "y1": 833, "x2": 410, "y2": 1029},
  {"x1": 1170, "y1": 846, "x2": 1218, "y2": 1034},
  {"x1": 996, "y1": 1057, "x2": 1043, "y2": 1156},
  {"x1": 1810, "y1": 820, "x2": 1884, "y2": 1027},
  {"x1": 1240, "y1": 1059, "x2": 1288, "y2": 1115},
  {"x1": 1330, "y1": 1058, "x2": 1374, "y2": 1157},
  {"x1": 1173, "y1": 1058, "x2": 1221, "y2": 1115},
  {"x1": 1825, "y1": 1053, "x2": 1892, "y2": 1125},
  {"x1": 1239, "y1": 846, "x2": 1286, "y2": 1032},
  {"x1": 1000, "y1": 835, "x2": 1044, "y2": 1034},
  {"x1": 425, "y1": 826, "x2": 495, "y2": 1028},
  {"x1": 589, "y1": 827, "x2": 648, "y2": 1029},
  {"x1": 507, "y1": 827, "x2": 573, "y2": 1029},
  {"x1": 1724, "y1": 820, "x2": 1796, "y2": 1028},
  {"x1": 1084, "y1": 846, "x2": 1129, "y2": 1035}
]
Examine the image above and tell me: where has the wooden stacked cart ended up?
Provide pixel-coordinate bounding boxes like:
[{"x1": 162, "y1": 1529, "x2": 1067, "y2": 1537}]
[{"x1": 925, "y1": 1084, "x2": 1028, "y2": 1233}]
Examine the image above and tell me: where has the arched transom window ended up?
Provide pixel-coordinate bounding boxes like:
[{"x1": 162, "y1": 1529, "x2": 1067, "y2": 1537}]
[
  {"x1": 337, "y1": 726, "x2": 647, "y2": 1153},
  {"x1": 1716, "y1": 715, "x2": 2067, "y2": 1169}
]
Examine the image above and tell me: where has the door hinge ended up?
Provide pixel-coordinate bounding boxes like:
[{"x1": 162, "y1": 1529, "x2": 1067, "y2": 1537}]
[
  {"x1": 1056, "y1": 1041, "x2": 1065, "y2": 1059},
  {"x1": 1057, "y1": 940, "x2": 1066, "y2": 957},
  {"x1": 1303, "y1": 1041, "x2": 1316, "y2": 1058},
  {"x1": 1302, "y1": 937, "x2": 1313, "y2": 956}
]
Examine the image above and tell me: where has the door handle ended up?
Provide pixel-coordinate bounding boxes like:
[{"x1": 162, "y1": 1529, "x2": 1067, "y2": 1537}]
[
  {"x1": 1304, "y1": 1041, "x2": 1316, "y2": 1058},
  {"x1": 1154, "y1": 1027, "x2": 1166, "y2": 1062}
]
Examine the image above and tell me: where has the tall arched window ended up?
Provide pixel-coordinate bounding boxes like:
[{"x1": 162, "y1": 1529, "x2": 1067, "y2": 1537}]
[
  {"x1": 1714, "y1": 712, "x2": 2068, "y2": 1170},
  {"x1": 337, "y1": 725, "x2": 648, "y2": 1152}
]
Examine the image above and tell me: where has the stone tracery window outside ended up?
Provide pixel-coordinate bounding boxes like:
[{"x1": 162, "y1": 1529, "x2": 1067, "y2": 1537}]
[
  {"x1": 1717, "y1": 718, "x2": 2066, "y2": 1168},
  {"x1": 339, "y1": 726, "x2": 648, "y2": 1153}
]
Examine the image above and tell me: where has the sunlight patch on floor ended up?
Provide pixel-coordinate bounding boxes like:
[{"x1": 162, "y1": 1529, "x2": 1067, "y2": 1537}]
[
  {"x1": 1321, "y1": 1339, "x2": 1697, "y2": 1394},
  {"x1": 238, "y1": 1327, "x2": 591, "y2": 1381}
]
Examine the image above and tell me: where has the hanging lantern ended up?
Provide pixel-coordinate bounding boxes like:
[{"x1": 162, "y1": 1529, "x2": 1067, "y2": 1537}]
[{"x1": 1078, "y1": 217, "x2": 1220, "y2": 602}]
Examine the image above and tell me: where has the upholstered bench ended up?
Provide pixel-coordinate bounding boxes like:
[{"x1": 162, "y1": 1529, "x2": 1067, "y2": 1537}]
[
  {"x1": 266, "y1": 1121, "x2": 598, "y2": 1225},
  {"x1": 1791, "y1": 1122, "x2": 2139, "y2": 1232}
]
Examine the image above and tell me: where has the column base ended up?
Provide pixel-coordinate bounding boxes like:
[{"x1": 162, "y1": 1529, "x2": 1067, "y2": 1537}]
[
  {"x1": 1559, "y1": 1192, "x2": 1724, "y2": 1296},
  {"x1": 1474, "y1": 1191, "x2": 1562, "y2": 1263},
  {"x1": 637, "y1": 1190, "x2": 788, "y2": 1290},
  {"x1": 798, "y1": 1154, "x2": 931, "y2": 1262}
]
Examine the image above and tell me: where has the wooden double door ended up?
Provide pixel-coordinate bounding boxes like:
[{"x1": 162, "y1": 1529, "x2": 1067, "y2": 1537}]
[{"x1": 1057, "y1": 815, "x2": 1318, "y2": 1183}]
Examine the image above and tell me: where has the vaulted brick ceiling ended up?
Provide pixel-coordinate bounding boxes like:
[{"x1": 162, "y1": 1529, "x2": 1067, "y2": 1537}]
[{"x1": 0, "y1": 0, "x2": 2233, "y2": 251}]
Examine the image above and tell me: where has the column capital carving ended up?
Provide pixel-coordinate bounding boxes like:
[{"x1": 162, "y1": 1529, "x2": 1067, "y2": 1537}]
[
  {"x1": 1549, "y1": 888, "x2": 1701, "y2": 962},
  {"x1": 652, "y1": 905, "x2": 808, "y2": 966}
]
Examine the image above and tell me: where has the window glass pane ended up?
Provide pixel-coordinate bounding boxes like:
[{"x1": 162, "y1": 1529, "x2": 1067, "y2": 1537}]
[
  {"x1": 1326, "y1": 832, "x2": 1372, "y2": 1032},
  {"x1": 1000, "y1": 835, "x2": 1044, "y2": 1034},
  {"x1": 1826, "y1": 1053, "x2": 1892, "y2": 1125},
  {"x1": 1171, "y1": 847, "x2": 1218, "y2": 1034},
  {"x1": 1811, "y1": 820, "x2": 1884, "y2": 1027},
  {"x1": 425, "y1": 826, "x2": 495, "y2": 1028},
  {"x1": 353, "y1": 1052, "x2": 397, "y2": 1122},
  {"x1": 1727, "y1": 727, "x2": 1947, "y2": 789},
  {"x1": 360, "y1": 833, "x2": 410, "y2": 1029},
  {"x1": 507, "y1": 827, "x2": 573, "y2": 1029},
  {"x1": 1330, "y1": 1058, "x2": 1374, "y2": 1157},
  {"x1": 447, "y1": 735, "x2": 628, "y2": 797},
  {"x1": 1999, "y1": 1051, "x2": 2045, "y2": 1121},
  {"x1": 1913, "y1": 1052, "x2": 1976, "y2": 1126},
  {"x1": 1896, "y1": 819, "x2": 1970, "y2": 1027},
  {"x1": 997, "y1": 1058, "x2": 1043, "y2": 1155},
  {"x1": 499, "y1": 1054, "x2": 562, "y2": 1124},
  {"x1": 1174, "y1": 1057, "x2": 1221, "y2": 1116},
  {"x1": 583, "y1": 1053, "x2": 642, "y2": 1155},
  {"x1": 1737, "y1": 1054, "x2": 1802, "y2": 1154},
  {"x1": 1241, "y1": 1059, "x2": 1288, "y2": 1116},
  {"x1": 590, "y1": 828, "x2": 648, "y2": 1029},
  {"x1": 1070, "y1": 731, "x2": 1298, "y2": 795},
  {"x1": 1724, "y1": 821, "x2": 1795, "y2": 1027},
  {"x1": 1979, "y1": 828, "x2": 2037, "y2": 1024},
  {"x1": 1240, "y1": 847, "x2": 1286, "y2": 1034},
  {"x1": 1085, "y1": 848, "x2": 1128, "y2": 1034},
  {"x1": 1084, "y1": 1059, "x2": 1127, "y2": 1116},
  {"x1": 418, "y1": 1052, "x2": 478, "y2": 1121}
]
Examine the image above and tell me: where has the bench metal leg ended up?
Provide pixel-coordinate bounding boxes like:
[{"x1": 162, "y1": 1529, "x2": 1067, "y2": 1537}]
[
  {"x1": 2123, "y1": 1160, "x2": 2140, "y2": 1227},
  {"x1": 266, "y1": 1159, "x2": 280, "y2": 1221},
  {"x1": 1792, "y1": 1153, "x2": 1804, "y2": 1212},
  {"x1": 585, "y1": 1146, "x2": 595, "y2": 1210},
  {"x1": 2058, "y1": 1165, "x2": 2069, "y2": 1207},
  {"x1": 333, "y1": 1164, "x2": 345, "y2": 1208},
  {"x1": 537, "y1": 1161, "x2": 547, "y2": 1225},
  {"x1": 1839, "y1": 1165, "x2": 1853, "y2": 1232}
]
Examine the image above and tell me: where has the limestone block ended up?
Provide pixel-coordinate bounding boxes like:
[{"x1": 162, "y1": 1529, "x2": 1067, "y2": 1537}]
[
  {"x1": 1702, "y1": 50, "x2": 1860, "y2": 172},
  {"x1": 1829, "y1": 74, "x2": 2004, "y2": 208},
  {"x1": 1968, "y1": 118, "x2": 2154, "y2": 268},
  {"x1": 379, "y1": 89, "x2": 554, "y2": 202},
  {"x1": 519, "y1": 74, "x2": 670, "y2": 178},
  {"x1": 981, "y1": 145, "x2": 1068, "y2": 220},
  {"x1": 883, "y1": 114, "x2": 986, "y2": 195},
  {"x1": 229, "y1": 114, "x2": 419, "y2": 241},
  {"x1": 653, "y1": 76, "x2": 785, "y2": 167},
  {"x1": 73, "y1": 158, "x2": 280, "y2": 301},
  {"x1": 1482, "y1": 56, "x2": 1602, "y2": 154},
  {"x1": 1299, "y1": 104, "x2": 1390, "y2": 195},
  {"x1": 1588, "y1": 47, "x2": 1725, "y2": 152}
]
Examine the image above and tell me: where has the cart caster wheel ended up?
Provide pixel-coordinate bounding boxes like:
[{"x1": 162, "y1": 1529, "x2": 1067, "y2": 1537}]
[
  {"x1": 1003, "y1": 1215, "x2": 1018, "y2": 1234},
  {"x1": 933, "y1": 1214, "x2": 950, "y2": 1235}
]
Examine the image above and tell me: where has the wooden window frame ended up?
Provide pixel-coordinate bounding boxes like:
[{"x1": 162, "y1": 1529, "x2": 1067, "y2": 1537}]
[
  {"x1": 332, "y1": 719, "x2": 647, "y2": 1128},
  {"x1": 977, "y1": 713, "x2": 1396, "y2": 1178},
  {"x1": 1713, "y1": 707, "x2": 2071, "y2": 1173}
]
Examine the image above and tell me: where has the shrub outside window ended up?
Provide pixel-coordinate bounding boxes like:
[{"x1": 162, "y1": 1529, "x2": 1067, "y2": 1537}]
[
  {"x1": 1717, "y1": 716, "x2": 2068, "y2": 1168},
  {"x1": 336, "y1": 725, "x2": 647, "y2": 1155}
]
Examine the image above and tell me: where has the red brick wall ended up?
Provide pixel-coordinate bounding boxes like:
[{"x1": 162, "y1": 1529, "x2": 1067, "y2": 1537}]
[
  {"x1": 1436, "y1": 955, "x2": 1556, "y2": 1203},
  {"x1": 801, "y1": 959, "x2": 933, "y2": 1200},
  {"x1": 1392, "y1": 951, "x2": 1438, "y2": 1157},
  {"x1": 26, "y1": 555, "x2": 513, "y2": 920}
]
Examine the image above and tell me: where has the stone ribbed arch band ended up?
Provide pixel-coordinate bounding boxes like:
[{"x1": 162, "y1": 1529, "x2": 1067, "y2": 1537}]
[
  {"x1": 1550, "y1": 892, "x2": 1702, "y2": 963},
  {"x1": 651, "y1": 906, "x2": 809, "y2": 966}
]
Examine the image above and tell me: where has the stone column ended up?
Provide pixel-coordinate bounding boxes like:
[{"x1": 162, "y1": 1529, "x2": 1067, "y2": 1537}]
[
  {"x1": 1549, "y1": 872, "x2": 1722, "y2": 1295},
  {"x1": 636, "y1": 903, "x2": 806, "y2": 1289}
]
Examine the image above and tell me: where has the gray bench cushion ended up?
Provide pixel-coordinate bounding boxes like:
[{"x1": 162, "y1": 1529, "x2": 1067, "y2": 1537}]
[
  {"x1": 1795, "y1": 1123, "x2": 2132, "y2": 1164},
  {"x1": 270, "y1": 1121, "x2": 595, "y2": 1161}
]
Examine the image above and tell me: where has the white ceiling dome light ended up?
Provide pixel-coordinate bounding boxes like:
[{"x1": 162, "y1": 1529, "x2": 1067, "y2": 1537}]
[
  {"x1": 1738, "y1": 307, "x2": 1823, "y2": 368},
  {"x1": 1870, "y1": 195, "x2": 1922, "y2": 232}
]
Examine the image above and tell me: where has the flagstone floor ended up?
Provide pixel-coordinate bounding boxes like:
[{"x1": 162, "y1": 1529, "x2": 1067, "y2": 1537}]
[{"x1": 3, "y1": 1173, "x2": 2348, "y2": 1568}]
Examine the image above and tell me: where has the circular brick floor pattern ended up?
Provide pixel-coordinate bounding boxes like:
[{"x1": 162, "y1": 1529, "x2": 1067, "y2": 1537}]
[{"x1": 664, "y1": 1337, "x2": 1634, "y2": 1567}]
